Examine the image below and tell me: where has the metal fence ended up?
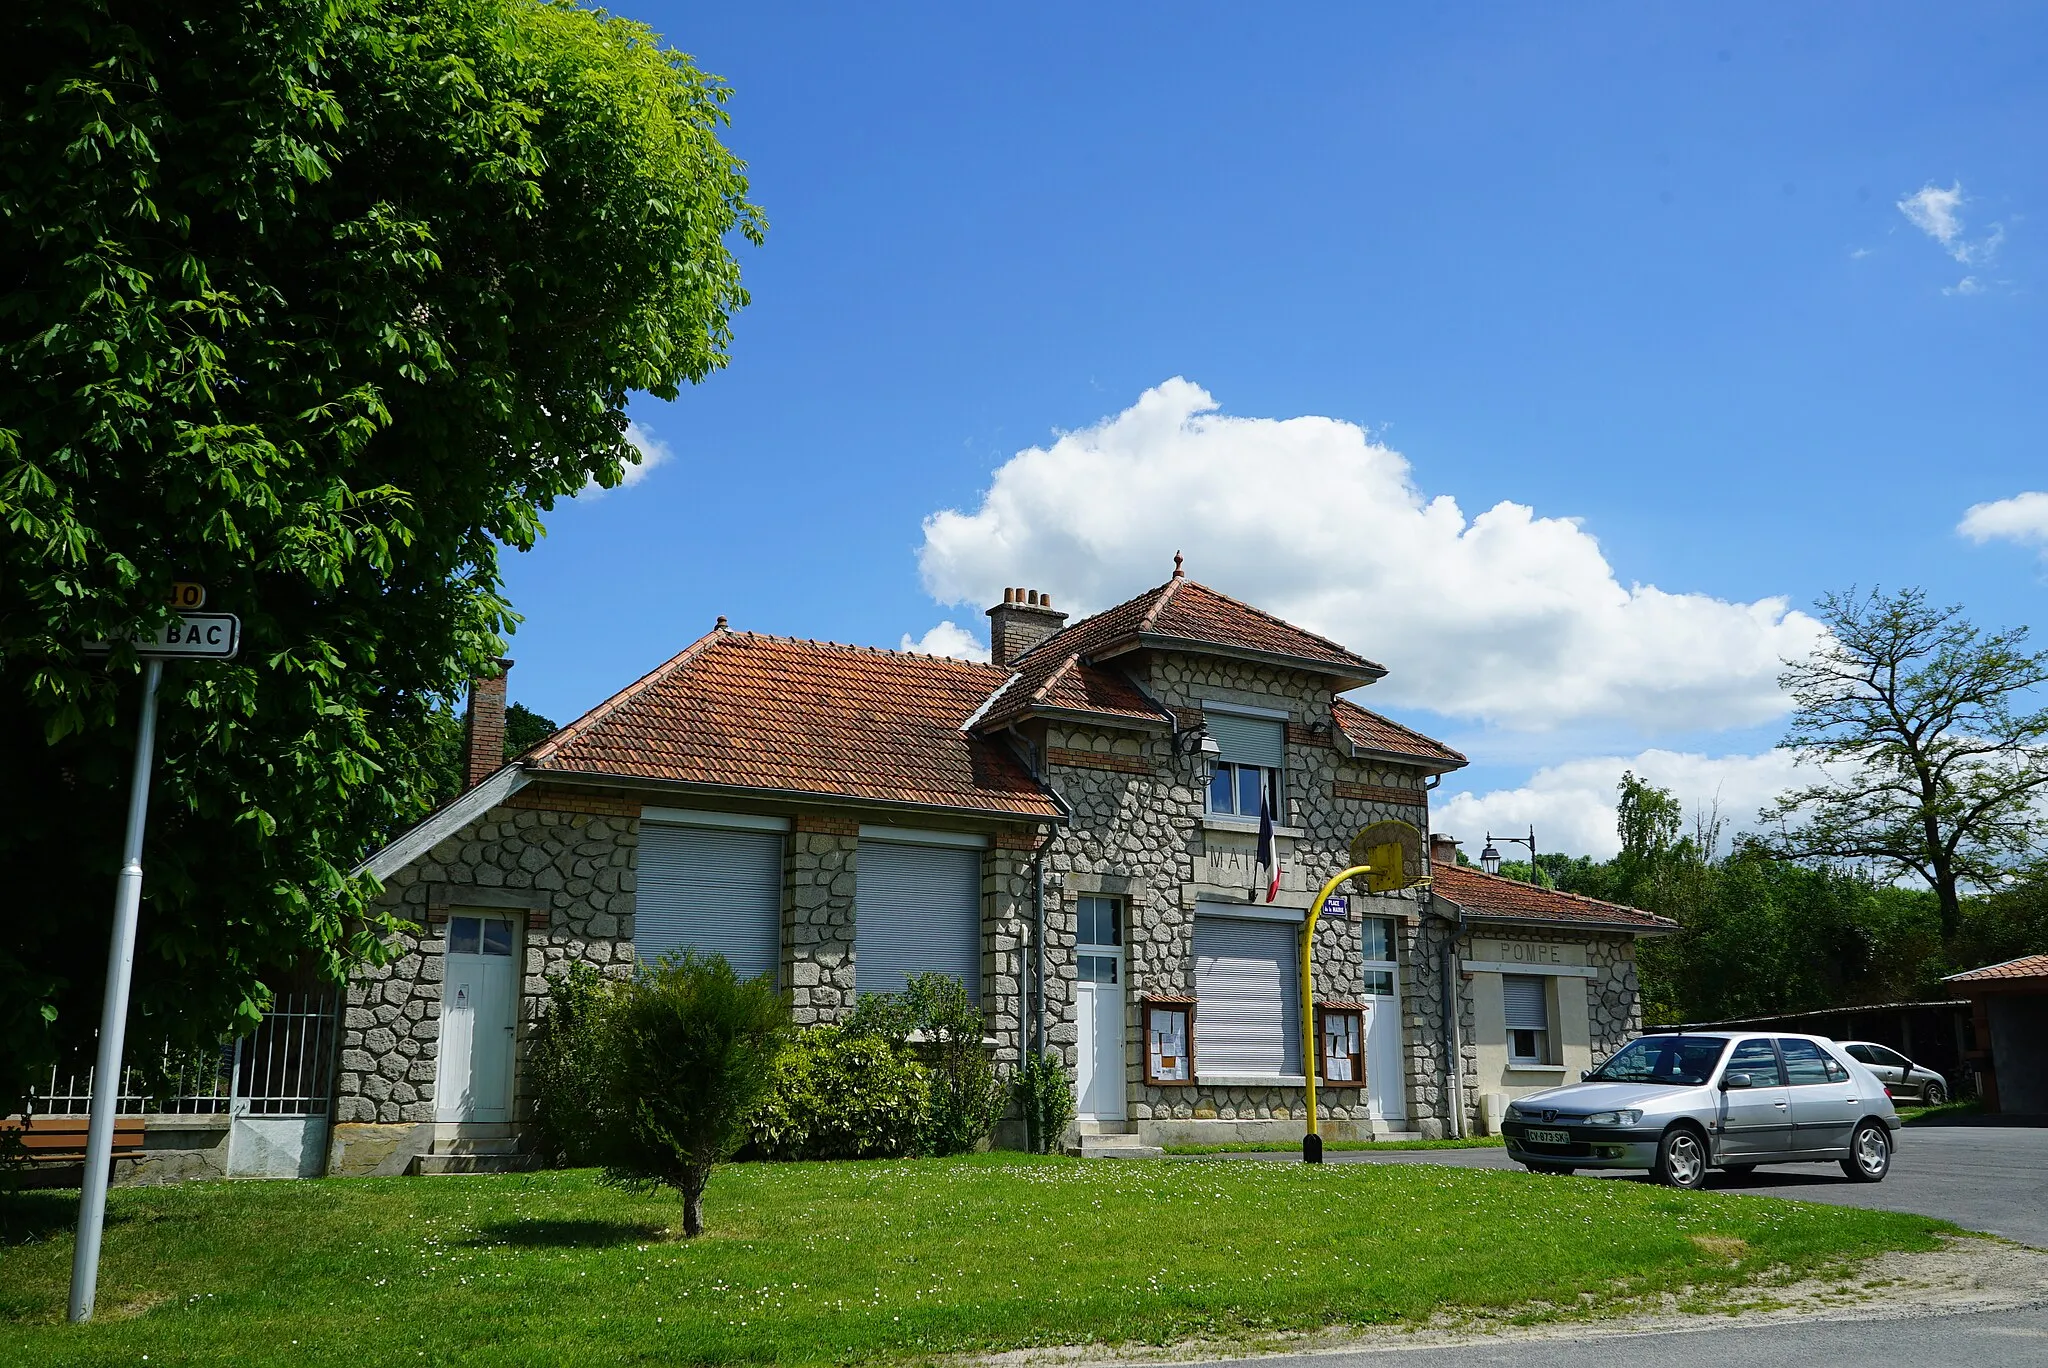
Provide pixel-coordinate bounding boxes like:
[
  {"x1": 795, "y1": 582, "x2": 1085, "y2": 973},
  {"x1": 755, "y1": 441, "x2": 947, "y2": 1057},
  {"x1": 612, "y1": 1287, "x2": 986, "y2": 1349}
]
[{"x1": 25, "y1": 991, "x2": 339, "y2": 1120}]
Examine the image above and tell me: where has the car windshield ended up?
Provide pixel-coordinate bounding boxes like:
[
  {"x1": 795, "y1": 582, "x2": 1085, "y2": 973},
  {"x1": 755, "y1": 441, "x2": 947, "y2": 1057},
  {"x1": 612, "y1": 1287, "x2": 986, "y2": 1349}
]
[{"x1": 1589, "y1": 1036, "x2": 1729, "y2": 1086}]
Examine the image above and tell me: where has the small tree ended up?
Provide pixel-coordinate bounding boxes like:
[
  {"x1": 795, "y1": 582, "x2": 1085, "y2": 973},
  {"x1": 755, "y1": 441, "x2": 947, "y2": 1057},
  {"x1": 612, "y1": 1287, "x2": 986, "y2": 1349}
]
[
  {"x1": 1766, "y1": 588, "x2": 2048, "y2": 940},
  {"x1": 598, "y1": 953, "x2": 788, "y2": 1238}
]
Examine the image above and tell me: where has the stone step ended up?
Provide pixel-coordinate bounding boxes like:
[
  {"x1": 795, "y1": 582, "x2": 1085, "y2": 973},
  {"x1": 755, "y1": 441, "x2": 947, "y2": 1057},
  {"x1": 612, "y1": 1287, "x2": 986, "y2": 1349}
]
[
  {"x1": 1069, "y1": 1133, "x2": 1165, "y2": 1160},
  {"x1": 435, "y1": 1137, "x2": 521, "y2": 1156},
  {"x1": 407, "y1": 1152, "x2": 539, "y2": 1176}
]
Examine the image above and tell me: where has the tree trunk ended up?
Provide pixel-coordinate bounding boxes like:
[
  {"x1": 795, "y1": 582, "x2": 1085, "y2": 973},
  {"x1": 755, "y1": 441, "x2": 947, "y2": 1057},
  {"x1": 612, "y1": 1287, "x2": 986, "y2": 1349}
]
[
  {"x1": 680, "y1": 1167, "x2": 708, "y2": 1238},
  {"x1": 1935, "y1": 866, "x2": 1962, "y2": 944}
]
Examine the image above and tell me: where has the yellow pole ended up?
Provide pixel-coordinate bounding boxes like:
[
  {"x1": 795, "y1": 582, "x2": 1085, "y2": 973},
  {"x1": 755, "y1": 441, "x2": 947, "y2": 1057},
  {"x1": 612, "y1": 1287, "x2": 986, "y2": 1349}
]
[{"x1": 1302, "y1": 864, "x2": 1373, "y2": 1163}]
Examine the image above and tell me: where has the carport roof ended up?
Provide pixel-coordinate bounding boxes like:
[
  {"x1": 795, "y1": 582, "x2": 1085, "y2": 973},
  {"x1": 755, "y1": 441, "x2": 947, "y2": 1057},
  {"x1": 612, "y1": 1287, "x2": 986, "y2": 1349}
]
[{"x1": 1944, "y1": 953, "x2": 2048, "y2": 985}]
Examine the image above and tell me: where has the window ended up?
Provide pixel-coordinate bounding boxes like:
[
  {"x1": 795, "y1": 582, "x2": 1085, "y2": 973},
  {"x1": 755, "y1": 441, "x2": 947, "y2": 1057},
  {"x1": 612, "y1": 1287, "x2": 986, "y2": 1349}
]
[
  {"x1": 1592, "y1": 1036, "x2": 1730, "y2": 1085},
  {"x1": 1144, "y1": 1001, "x2": 1193, "y2": 1084},
  {"x1": 1871, "y1": 1045, "x2": 1911, "y2": 1070},
  {"x1": 447, "y1": 916, "x2": 514, "y2": 958},
  {"x1": 1726, "y1": 1038, "x2": 1784, "y2": 1086},
  {"x1": 1360, "y1": 917, "x2": 1397, "y2": 998},
  {"x1": 856, "y1": 839, "x2": 983, "y2": 1001},
  {"x1": 1843, "y1": 1043, "x2": 1874, "y2": 1065},
  {"x1": 1319, "y1": 1007, "x2": 1363, "y2": 1085},
  {"x1": 637, "y1": 818, "x2": 785, "y2": 983},
  {"x1": 1502, "y1": 975, "x2": 1549, "y2": 1065},
  {"x1": 1077, "y1": 895, "x2": 1120, "y2": 985},
  {"x1": 1204, "y1": 711, "x2": 1285, "y2": 818},
  {"x1": 1193, "y1": 911, "x2": 1302, "y2": 1076},
  {"x1": 1777, "y1": 1038, "x2": 1836, "y2": 1086}
]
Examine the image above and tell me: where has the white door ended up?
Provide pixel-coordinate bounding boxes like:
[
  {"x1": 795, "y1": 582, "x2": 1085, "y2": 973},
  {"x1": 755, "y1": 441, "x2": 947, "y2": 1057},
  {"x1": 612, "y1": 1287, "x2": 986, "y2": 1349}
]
[
  {"x1": 1074, "y1": 896, "x2": 1126, "y2": 1120},
  {"x1": 435, "y1": 914, "x2": 519, "y2": 1123},
  {"x1": 1361, "y1": 918, "x2": 1407, "y2": 1122}
]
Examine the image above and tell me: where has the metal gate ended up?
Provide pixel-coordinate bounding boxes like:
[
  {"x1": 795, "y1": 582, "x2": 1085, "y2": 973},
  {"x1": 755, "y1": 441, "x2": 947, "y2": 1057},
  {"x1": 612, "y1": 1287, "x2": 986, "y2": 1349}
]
[{"x1": 28, "y1": 991, "x2": 340, "y2": 1178}]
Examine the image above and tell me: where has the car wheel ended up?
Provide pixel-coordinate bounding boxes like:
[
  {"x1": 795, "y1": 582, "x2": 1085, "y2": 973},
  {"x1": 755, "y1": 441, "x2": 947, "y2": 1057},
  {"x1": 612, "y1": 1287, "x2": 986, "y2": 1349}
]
[
  {"x1": 1840, "y1": 1122, "x2": 1890, "y2": 1183},
  {"x1": 1922, "y1": 1079, "x2": 1947, "y2": 1107},
  {"x1": 1720, "y1": 1164, "x2": 1756, "y2": 1176},
  {"x1": 1654, "y1": 1128, "x2": 1708, "y2": 1190}
]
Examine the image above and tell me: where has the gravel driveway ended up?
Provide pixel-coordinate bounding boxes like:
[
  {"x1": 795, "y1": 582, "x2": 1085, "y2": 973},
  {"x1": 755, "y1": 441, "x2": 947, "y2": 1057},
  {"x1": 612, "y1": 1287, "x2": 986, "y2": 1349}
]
[{"x1": 1212, "y1": 1120, "x2": 2048, "y2": 1247}]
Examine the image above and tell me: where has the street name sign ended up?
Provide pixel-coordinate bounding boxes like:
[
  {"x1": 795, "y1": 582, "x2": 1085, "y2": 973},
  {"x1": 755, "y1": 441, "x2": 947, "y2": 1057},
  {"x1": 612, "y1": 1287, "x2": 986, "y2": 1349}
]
[{"x1": 87, "y1": 612, "x2": 240, "y2": 660}]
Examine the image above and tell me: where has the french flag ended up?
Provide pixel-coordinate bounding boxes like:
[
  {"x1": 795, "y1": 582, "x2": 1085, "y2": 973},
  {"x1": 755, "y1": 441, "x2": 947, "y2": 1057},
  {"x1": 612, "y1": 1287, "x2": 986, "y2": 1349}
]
[{"x1": 1256, "y1": 788, "x2": 1281, "y2": 903}]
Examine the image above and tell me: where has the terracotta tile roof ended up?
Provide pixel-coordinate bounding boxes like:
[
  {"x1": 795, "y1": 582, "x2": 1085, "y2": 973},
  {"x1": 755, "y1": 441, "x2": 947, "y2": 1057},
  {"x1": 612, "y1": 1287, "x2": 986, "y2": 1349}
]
[
  {"x1": 1943, "y1": 954, "x2": 2048, "y2": 985},
  {"x1": 525, "y1": 630, "x2": 1062, "y2": 820},
  {"x1": 1333, "y1": 699, "x2": 1466, "y2": 770},
  {"x1": 1430, "y1": 863, "x2": 1674, "y2": 932},
  {"x1": 979, "y1": 574, "x2": 1384, "y2": 729}
]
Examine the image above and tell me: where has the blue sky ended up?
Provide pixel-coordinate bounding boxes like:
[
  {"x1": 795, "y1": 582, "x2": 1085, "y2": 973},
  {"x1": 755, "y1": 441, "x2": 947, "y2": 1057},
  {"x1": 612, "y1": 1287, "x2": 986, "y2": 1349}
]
[{"x1": 500, "y1": 3, "x2": 2048, "y2": 856}]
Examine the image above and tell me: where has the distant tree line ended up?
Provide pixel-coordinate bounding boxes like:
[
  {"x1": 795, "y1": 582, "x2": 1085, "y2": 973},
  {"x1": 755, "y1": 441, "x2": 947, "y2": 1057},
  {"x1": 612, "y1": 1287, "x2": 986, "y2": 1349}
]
[{"x1": 1500, "y1": 587, "x2": 2048, "y2": 1026}]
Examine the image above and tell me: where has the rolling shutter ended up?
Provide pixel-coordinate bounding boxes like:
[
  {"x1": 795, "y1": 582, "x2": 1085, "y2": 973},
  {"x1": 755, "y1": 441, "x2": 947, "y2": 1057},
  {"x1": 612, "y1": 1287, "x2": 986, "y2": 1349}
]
[
  {"x1": 635, "y1": 823, "x2": 784, "y2": 983},
  {"x1": 1193, "y1": 913, "x2": 1302, "y2": 1075},
  {"x1": 856, "y1": 841, "x2": 982, "y2": 1001},
  {"x1": 1205, "y1": 712, "x2": 1286, "y2": 769},
  {"x1": 1502, "y1": 975, "x2": 1549, "y2": 1031}
]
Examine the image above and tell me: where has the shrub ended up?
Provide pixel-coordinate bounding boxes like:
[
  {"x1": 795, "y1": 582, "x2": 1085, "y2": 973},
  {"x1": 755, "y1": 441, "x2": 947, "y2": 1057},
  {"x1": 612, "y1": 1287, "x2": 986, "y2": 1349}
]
[
  {"x1": 898, "y1": 973, "x2": 1007, "y2": 1157},
  {"x1": 1013, "y1": 1050, "x2": 1075, "y2": 1155},
  {"x1": 525, "y1": 963, "x2": 616, "y2": 1167},
  {"x1": 749, "y1": 1026, "x2": 930, "y2": 1160},
  {"x1": 597, "y1": 952, "x2": 790, "y2": 1237}
]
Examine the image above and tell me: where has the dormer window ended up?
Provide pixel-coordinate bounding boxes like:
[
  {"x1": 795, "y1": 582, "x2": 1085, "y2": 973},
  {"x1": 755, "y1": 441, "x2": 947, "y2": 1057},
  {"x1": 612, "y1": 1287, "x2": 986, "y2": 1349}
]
[{"x1": 1203, "y1": 709, "x2": 1285, "y2": 818}]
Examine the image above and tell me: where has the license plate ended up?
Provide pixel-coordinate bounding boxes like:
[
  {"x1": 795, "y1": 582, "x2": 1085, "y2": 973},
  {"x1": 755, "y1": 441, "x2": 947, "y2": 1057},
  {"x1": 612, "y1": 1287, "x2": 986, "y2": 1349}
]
[{"x1": 1525, "y1": 1127, "x2": 1570, "y2": 1145}]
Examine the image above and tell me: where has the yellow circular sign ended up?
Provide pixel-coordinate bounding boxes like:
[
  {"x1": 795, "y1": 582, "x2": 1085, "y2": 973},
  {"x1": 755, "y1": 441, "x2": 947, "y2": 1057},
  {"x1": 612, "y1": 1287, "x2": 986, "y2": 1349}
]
[{"x1": 1348, "y1": 820, "x2": 1426, "y2": 894}]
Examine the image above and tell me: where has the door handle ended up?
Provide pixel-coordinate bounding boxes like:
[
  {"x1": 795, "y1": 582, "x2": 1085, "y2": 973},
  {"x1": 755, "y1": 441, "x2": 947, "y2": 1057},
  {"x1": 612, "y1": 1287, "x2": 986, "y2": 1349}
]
[{"x1": 1774, "y1": 1101, "x2": 1788, "y2": 1108}]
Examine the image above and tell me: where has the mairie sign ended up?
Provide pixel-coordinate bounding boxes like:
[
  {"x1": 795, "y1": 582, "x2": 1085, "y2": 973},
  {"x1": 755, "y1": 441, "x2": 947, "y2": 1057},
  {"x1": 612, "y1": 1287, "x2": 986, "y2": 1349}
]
[{"x1": 89, "y1": 612, "x2": 241, "y2": 660}]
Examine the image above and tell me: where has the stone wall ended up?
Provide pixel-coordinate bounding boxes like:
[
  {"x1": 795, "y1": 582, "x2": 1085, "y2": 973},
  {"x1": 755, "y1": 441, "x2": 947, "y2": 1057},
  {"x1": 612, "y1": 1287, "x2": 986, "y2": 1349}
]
[{"x1": 330, "y1": 791, "x2": 638, "y2": 1164}]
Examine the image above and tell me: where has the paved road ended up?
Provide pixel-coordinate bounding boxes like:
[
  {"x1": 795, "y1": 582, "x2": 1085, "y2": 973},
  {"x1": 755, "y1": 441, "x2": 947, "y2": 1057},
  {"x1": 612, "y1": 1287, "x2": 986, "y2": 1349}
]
[
  {"x1": 1195, "y1": 1304, "x2": 2048, "y2": 1367},
  {"x1": 1220, "y1": 1122, "x2": 2048, "y2": 1247}
]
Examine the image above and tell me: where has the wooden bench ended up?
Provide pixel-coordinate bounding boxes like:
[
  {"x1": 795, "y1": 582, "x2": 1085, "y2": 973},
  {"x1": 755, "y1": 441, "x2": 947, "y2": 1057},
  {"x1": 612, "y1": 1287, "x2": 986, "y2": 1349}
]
[{"x1": 0, "y1": 1116, "x2": 146, "y2": 1162}]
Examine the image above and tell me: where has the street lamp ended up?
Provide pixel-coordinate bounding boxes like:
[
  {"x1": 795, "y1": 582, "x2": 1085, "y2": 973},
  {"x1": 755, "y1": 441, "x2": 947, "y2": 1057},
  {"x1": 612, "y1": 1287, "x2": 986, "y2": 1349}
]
[{"x1": 1482, "y1": 826, "x2": 1537, "y2": 881}]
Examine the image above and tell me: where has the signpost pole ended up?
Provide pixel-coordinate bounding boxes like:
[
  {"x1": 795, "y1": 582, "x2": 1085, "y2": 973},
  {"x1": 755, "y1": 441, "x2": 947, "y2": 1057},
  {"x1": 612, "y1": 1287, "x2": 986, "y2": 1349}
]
[
  {"x1": 1301, "y1": 864, "x2": 1374, "y2": 1165},
  {"x1": 68, "y1": 657, "x2": 165, "y2": 1324}
]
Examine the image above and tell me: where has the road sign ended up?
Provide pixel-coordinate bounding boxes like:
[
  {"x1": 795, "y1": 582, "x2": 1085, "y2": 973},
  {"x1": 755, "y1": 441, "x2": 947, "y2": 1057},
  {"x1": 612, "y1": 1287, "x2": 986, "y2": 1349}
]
[
  {"x1": 88, "y1": 612, "x2": 240, "y2": 660},
  {"x1": 167, "y1": 582, "x2": 206, "y2": 609}
]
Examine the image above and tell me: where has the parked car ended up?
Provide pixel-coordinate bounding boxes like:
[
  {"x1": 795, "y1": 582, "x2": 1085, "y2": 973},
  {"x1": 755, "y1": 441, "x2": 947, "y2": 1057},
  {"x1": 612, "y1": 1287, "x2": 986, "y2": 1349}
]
[
  {"x1": 1499, "y1": 1031, "x2": 1901, "y2": 1190},
  {"x1": 1837, "y1": 1041, "x2": 1949, "y2": 1105}
]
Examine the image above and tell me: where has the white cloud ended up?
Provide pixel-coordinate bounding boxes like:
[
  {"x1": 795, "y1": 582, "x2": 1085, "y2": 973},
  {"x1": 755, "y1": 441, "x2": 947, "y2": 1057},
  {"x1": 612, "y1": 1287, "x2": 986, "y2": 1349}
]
[
  {"x1": 619, "y1": 421, "x2": 674, "y2": 487},
  {"x1": 582, "y1": 421, "x2": 674, "y2": 496},
  {"x1": 1898, "y1": 182, "x2": 1967, "y2": 252},
  {"x1": 1960, "y1": 491, "x2": 2048, "y2": 554},
  {"x1": 917, "y1": 380, "x2": 1824, "y2": 733},
  {"x1": 899, "y1": 621, "x2": 990, "y2": 662},
  {"x1": 1897, "y1": 181, "x2": 2005, "y2": 291},
  {"x1": 1434, "y1": 748, "x2": 1808, "y2": 860}
]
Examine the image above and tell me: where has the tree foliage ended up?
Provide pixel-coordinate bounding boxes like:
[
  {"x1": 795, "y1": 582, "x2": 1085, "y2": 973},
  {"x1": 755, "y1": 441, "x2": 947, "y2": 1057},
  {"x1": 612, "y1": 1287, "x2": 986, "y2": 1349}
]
[
  {"x1": 598, "y1": 953, "x2": 789, "y2": 1238},
  {"x1": 1765, "y1": 587, "x2": 2048, "y2": 938},
  {"x1": 0, "y1": 0, "x2": 761, "y2": 1101}
]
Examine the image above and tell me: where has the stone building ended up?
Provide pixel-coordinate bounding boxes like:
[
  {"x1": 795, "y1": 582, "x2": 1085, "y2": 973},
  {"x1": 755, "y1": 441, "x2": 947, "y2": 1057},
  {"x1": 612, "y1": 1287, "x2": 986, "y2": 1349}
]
[{"x1": 331, "y1": 567, "x2": 1672, "y2": 1173}]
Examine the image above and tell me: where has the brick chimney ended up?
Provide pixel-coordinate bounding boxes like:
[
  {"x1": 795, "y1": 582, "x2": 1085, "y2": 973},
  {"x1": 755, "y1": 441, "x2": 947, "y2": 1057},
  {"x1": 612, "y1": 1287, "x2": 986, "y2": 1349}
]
[
  {"x1": 463, "y1": 659, "x2": 513, "y2": 789},
  {"x1": 1429, "y1": 832, "x2": 1459, "y2": 872},
  {"x1": 986, "y1": 588, "x2": 1068, "y2": 669}
]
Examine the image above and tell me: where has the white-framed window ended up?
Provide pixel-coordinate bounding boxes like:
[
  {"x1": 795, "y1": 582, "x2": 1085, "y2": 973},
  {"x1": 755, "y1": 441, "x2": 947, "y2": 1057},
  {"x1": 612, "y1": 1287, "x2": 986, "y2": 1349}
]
[
  {"x1": 1076, "y1": 895, "x2": 1121, "y2": 985},
  {"x1": 1502, "y1": 975, "x2": 1550, "y2": 1065},
  {"x1": 1360, "y1": 917, "x2": 1397, "y2": 998},
  {"x1": 1205, "y1": 711, "x2": 1285, "y2": 818}
]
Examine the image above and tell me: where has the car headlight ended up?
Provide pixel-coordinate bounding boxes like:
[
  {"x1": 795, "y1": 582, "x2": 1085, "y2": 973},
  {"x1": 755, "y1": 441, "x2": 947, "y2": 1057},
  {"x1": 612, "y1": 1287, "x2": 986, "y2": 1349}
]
[{"x1": 1584, "y1": 1109, "x2": 1642, "y2": 1126}]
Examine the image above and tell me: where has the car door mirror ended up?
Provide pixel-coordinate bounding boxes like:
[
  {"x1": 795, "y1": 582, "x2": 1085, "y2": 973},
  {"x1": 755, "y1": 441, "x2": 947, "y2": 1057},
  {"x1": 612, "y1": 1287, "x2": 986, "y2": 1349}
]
[{"x1": 1721, "y1": 1072, "x2": 1752, "y2": 1090}]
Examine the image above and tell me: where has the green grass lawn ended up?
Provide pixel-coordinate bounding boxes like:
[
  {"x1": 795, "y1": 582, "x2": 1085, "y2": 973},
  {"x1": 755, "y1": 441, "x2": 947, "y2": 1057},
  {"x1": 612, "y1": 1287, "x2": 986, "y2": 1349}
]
[
  {"x1": 1163, "y1": 1136, "x2": 1506, "y2": 1155},
  {"x1": 1, "y1": 1155, "x2": 1950, "y2": 1367}
]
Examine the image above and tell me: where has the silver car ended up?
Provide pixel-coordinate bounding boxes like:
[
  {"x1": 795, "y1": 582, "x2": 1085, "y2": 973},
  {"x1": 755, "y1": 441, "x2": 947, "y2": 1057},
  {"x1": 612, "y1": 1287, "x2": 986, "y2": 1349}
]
[
  {"x1": 1500, "y1": 1031, "x2": 1901, "y2": 1189},
  {"x1": 1838, "y1": 1040, "x2": 1949, "y2": 1105}
]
